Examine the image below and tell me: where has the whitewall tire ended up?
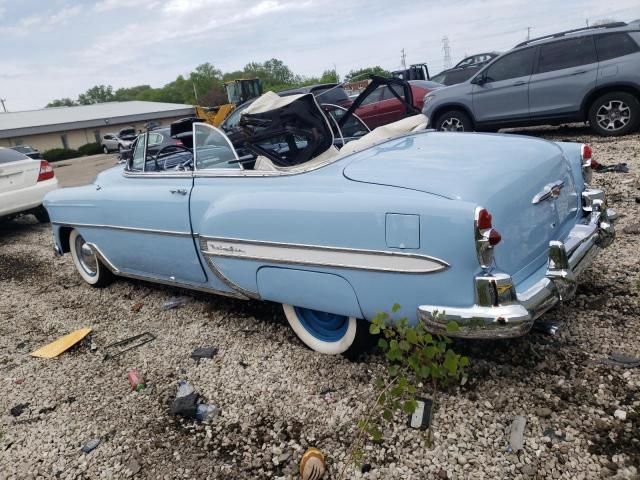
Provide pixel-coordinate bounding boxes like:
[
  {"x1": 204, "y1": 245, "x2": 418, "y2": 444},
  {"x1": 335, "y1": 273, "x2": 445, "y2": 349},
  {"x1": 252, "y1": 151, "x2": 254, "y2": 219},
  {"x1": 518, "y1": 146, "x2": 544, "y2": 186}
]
[
  {"x1": 69, "y1": 229, "x2": 113, "y2": 287},
  {"x1": 283, "y1": 304, "x2": 373, "y2": 356}
]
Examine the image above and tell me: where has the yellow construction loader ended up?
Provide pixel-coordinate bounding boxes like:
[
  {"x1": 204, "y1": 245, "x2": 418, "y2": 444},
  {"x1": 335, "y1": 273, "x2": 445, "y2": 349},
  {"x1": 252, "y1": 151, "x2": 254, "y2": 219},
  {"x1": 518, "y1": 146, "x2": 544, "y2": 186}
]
[{"x1": 195, "y1": 78, "x2": 263, "y2": 127}]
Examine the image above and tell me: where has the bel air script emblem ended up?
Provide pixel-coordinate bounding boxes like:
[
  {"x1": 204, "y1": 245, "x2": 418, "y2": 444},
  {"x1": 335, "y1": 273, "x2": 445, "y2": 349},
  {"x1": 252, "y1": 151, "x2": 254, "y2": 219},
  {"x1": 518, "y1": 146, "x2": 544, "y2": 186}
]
[
  {"x1": 206, "y1": 241, "x2": 246, "y2": 254},
  {"x1": 532, "y1": 180, "x2": 564, "y2": 204}
]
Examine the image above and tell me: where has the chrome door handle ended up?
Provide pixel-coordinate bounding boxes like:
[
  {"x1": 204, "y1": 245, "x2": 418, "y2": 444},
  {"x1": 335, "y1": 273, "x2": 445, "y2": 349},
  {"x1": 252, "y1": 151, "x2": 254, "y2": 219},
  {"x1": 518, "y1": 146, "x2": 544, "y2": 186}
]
[
  {"x1": 571, "y1": 70, "x2": 587, "y2": 75},
  {"x1": 170, "y1": 188, "x2": 188, "y2": 195},
  {"x1": 512, "y1": 81, "x2": 526, "y2": 86}
]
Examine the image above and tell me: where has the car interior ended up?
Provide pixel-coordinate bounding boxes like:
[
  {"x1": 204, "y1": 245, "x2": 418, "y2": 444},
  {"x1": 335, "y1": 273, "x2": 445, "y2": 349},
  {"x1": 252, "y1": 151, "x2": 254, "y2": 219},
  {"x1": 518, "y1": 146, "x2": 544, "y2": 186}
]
[{"x1": 128, "y1": 77, "x2": 427, "y2": 174}]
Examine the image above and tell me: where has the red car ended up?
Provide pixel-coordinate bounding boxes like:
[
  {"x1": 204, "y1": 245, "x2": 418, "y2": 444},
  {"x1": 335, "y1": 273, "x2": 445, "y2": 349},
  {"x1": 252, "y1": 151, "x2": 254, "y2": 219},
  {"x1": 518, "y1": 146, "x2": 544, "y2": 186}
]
[{"x1": 355, "y1": 80, "x2": 442, "y2": 129}]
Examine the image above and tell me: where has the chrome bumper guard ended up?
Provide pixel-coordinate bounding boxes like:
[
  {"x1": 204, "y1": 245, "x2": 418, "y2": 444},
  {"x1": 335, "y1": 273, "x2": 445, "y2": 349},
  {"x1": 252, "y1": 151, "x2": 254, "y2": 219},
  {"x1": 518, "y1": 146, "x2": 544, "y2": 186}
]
[{"x1": 419, "y1": 189, "x2": 615, "y2": 339}]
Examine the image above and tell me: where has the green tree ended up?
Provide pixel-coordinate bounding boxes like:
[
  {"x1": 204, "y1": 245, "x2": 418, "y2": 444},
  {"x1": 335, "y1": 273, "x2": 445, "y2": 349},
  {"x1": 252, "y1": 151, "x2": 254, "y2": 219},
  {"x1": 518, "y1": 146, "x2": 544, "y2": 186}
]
[
  {"x1": 189, "y1": 62, "x2": 223, "y2": 104},
  {"x1": 77, "y1": 85, "x2": 116, "y2": 105},
  {"x1": 46, "y1": 98, "x2": 77, "y2": 107},
  {"x1": 319, "y1": 68, "x2": 339, "y2": 83},
  {"x1": 114, "y1": 85, "x2": 153, "y2": 101},
  {"x1": 344, "y1": 66, "x2": 390, "y2": 82}
]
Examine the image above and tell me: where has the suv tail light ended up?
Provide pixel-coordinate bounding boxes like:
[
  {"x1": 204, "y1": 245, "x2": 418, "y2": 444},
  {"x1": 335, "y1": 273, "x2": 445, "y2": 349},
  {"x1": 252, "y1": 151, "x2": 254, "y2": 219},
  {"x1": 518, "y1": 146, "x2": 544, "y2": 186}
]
[
  {"x1": 37, "y1": 160, "x2": 55, "y2": 182},
  {"x1": 581, "y1": 144, "x2": 596, "y2": 183},
  {"x1": 475, "y1": 207, "x2": 501, "y2": 268}
]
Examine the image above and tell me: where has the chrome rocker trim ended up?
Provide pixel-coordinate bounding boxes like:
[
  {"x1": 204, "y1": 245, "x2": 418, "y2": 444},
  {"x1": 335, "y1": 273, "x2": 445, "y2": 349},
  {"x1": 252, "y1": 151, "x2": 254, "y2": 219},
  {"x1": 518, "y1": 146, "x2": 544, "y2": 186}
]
[{"x1": 419, "y1": 189, "x2": 615, "y2": 339}]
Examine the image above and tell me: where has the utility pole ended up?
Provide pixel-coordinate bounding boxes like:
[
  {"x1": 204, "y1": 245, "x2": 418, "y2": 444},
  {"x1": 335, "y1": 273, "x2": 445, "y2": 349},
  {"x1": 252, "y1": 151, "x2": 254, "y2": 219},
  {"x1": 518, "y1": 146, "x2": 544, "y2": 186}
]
[
  {"x1": 192, "y1": 83, "x2": 198, "y2": 104},
  {"x1": 526, "y1": 27, "x2": 531, "y2": 40},
  {"x1": 442, "y1": 37, "x2": 452, "y2": 69},
  {"x1": 400, "y1": 48, "x2": 407, "y2": 69},
  {"x1": 586, "y1": 18, "x2": 589, "y2": 27},
  {"x1": 0, "y1": 99, "x2": 6, "y2": 113}
]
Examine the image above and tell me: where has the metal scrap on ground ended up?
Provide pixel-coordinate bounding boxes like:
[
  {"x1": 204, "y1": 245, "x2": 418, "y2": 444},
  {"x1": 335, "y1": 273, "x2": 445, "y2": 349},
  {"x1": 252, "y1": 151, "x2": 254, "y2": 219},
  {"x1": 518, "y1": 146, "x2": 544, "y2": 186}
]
[
  {"x1": 102, "y1": 332, "x2": 155, "y2": 360},
  {"x1": 30, "y1": 327, "x2": 92, "y2": 359}
]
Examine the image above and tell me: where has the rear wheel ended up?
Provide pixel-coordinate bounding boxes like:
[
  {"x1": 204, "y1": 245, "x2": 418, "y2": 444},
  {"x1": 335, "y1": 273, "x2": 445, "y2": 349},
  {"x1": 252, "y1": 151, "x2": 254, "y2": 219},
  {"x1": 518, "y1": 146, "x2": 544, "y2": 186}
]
[
  {"x1": 436, "y1": 110, "x2": 473, "y2": 132},
  {"x1": 282, "y1": 305, "x2": 374, "y2": 357},
  {"x1": 69, "y1": 229, "x2": 113, "y2": 287},
  {"x1": 588, "y1": 92, "x2": 640, "y2": 137}
]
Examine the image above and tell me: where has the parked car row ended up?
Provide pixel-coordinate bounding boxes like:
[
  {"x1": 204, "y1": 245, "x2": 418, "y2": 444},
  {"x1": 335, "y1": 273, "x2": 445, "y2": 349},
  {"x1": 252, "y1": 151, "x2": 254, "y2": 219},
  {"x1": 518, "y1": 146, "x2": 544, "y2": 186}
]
[{"x1": 423, "y1": 21, "x2": 640, "y2": 136}]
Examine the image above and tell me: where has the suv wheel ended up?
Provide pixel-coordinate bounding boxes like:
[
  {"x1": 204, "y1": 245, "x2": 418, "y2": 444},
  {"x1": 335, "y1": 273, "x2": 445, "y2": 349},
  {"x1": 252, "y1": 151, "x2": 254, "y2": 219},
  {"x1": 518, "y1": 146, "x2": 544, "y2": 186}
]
[
  {"x1": 588, "y1": 92, "x2": 640, "y2": 137},
  {"x1": 436, "y1": 110, "x2": 473, "y2": 132},
  {"x1": 102, "y1": 145, "x2": 109, "y2": 154}
]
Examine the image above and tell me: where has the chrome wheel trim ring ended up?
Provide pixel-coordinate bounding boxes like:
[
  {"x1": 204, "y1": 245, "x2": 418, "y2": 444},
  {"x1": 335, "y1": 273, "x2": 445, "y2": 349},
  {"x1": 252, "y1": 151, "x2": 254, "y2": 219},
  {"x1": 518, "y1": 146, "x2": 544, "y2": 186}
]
[
  {"x1": 596, "y1": 100, "x2": 631, "y2": 131},
  {"x1": 440, "y1": 117, "x2": 464, "y2": 132},
  {"x1": 75, "y1": 235, "x2": 98, "y2": 277}
]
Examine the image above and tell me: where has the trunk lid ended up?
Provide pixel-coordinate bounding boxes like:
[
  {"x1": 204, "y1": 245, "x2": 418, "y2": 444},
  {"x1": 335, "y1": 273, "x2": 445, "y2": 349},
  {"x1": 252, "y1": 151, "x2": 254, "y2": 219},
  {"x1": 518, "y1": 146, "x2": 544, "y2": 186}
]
[
  {"x1": 343, "y1": 132, "x2": 580, "y2": 276},
  {"x1": 0, "y1": 158, "x2": 41, "y2": 193}
]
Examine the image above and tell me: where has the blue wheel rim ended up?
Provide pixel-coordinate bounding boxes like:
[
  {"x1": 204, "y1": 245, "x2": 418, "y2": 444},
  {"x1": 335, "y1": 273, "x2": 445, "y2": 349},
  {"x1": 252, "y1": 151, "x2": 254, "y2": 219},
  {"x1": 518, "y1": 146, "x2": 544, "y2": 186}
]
[{"x1": 293, "y1": 307, "x2": 350, "y2": 342}]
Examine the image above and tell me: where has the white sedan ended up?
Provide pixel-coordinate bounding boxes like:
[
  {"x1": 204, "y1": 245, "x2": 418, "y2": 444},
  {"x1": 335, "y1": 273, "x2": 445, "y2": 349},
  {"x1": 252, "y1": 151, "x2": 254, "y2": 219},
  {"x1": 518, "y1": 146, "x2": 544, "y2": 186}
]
[{"x1": 0, "y1": 147, "x2": 58, "y2": 222}]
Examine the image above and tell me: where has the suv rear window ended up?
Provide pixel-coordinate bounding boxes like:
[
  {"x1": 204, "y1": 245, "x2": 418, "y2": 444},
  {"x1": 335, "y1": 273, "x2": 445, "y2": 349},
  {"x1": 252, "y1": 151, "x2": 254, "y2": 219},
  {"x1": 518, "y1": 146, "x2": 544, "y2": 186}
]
[
  {"x1": 595, "y1": 33, "x2": 640, "y2": 61},
  {"x1": 0, "y1": 148, "x2": 30, "y2": 164},
  {"x1": 537, "y1": 36, "x2": 597, "y2": 73}
]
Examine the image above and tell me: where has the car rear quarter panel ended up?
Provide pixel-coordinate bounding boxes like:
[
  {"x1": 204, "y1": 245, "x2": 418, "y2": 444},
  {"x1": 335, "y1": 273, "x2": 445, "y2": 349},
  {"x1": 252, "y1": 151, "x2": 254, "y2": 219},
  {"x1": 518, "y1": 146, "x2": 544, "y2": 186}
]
[{"x1": 191, "y1": 161, "x2": 480, "y2": 323}]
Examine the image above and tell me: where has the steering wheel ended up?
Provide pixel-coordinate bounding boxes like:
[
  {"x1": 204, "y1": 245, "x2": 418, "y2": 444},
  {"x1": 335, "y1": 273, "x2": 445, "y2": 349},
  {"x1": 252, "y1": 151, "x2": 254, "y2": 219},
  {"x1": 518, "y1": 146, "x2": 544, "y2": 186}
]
[{"x1": 153, "y1": 144, "x2": 193, "y2": 171}]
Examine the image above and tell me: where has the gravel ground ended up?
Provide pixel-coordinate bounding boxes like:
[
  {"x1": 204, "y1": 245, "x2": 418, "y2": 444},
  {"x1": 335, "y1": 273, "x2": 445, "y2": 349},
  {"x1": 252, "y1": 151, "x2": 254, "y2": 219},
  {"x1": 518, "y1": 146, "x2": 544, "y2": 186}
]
[{"x1": 1, "y1": 125, "x2": 639, "y2": 480}]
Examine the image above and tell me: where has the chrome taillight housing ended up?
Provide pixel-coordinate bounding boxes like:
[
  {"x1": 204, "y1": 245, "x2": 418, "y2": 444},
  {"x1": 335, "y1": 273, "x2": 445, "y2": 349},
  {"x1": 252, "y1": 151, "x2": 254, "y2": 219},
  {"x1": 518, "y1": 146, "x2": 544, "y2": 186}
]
[
  {"x1": 475, "y1": 207, "x2": 501, "y2": 269},
  {"x1": 581, "y1": 144, "x2": 594, "y2": 184}
]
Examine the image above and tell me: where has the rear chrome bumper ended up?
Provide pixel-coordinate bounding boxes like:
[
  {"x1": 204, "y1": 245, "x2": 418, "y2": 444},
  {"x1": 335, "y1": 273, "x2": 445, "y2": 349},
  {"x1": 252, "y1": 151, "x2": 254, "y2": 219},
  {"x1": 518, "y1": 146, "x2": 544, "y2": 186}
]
[{"x1": 419, "y1": 189, "x2": 615, "y2": 339}]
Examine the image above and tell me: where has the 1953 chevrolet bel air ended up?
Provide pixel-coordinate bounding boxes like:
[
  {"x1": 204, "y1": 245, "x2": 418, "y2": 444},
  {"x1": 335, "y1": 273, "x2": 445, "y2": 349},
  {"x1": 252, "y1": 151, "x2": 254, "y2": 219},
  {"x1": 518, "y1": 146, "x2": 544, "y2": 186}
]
[{"x1": 44, "y1": 92, "x2": 615, "y2": 355}]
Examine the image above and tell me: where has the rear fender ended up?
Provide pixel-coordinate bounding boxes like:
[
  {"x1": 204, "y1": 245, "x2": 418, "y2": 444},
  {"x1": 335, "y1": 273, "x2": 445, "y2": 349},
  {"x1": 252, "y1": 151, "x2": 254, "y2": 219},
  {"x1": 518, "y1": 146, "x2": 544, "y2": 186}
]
[{"x1": 256, "y1": 267, "x2": 363, "y2": 318}]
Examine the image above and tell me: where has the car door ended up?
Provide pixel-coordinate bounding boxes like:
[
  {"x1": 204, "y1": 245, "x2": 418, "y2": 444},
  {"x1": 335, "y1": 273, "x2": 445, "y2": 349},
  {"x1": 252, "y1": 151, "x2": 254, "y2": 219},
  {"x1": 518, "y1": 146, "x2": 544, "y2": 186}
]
[
  {"x1": 374, "y1": 85, "x2": 407, "y2": 126},
  {"x1": 528, "y1": 36, "x2": 598, "y2": 118},
  {"x1": 472, "y1": 47, "x2": 536, "y2": 123},
  {"x1": 95, "y1": 132, "x2": 207, "y2": 284},
  {"x1": 354, "y1": 86, "x2": 386, "y2": 129}
]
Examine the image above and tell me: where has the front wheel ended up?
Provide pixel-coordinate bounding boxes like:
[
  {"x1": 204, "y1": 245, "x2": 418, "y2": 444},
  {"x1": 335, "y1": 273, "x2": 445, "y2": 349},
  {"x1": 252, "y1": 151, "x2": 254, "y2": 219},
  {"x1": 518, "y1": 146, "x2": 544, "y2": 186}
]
[
  {"x1": 102, "y1": 145, "x2": 109, "y2": 154},
  {"x1": 435, "y1": 110, "x2": 473, "y2": 132},
  {"x1": 282, "y1": 305, "x2": 373, "y2": 357},
  {"x1": 33, "y1": 206, "x2": 50, "y2": 223},
  {"x1": 588, "y1": 92, "x2": 640, "y2": 136},
  {"x1": 69, "y1": 229, "x2": 113, "y2": 287}
]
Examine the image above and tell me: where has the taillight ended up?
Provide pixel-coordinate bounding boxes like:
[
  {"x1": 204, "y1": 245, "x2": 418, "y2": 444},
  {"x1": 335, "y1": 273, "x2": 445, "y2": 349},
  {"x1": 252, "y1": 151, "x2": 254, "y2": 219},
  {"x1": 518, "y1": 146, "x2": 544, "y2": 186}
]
[
  {"x1": 37, "y1": 160, "x2": 54, "y2": 182},
  {"x1": 581, "y1": 144, "x2": 595, "y2": 183},
  {"x1": 475, "y1": 207, "x2": 501, "y2": 268},
  {"x1": 174, "y1": 139, "x2": 183, "y2": 146}
]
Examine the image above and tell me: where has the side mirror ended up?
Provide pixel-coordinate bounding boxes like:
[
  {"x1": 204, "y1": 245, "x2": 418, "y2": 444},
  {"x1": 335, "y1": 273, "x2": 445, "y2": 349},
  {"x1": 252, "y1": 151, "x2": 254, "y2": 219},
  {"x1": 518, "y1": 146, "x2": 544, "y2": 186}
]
[{"x1": 472, "y1": 75, "x2": 487, "y2": 85}]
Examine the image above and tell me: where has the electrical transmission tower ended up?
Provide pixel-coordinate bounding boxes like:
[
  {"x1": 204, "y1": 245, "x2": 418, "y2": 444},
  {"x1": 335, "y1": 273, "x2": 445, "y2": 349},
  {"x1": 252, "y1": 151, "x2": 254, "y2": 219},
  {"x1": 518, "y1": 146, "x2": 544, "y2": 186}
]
[
  {"x1": 400, "y1": 48, "x2": 407, "y2": 69},
  {"x1": 442, "y1": 36, "x2": 452, "y2": 69}
]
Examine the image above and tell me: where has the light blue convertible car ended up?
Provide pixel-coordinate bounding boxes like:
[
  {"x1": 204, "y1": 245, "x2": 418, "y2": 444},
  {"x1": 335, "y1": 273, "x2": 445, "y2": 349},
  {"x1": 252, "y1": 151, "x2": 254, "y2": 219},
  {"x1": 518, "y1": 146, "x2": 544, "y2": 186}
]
[{"x1": 44, "y1": 92, "x2": 615, "y2": 355}]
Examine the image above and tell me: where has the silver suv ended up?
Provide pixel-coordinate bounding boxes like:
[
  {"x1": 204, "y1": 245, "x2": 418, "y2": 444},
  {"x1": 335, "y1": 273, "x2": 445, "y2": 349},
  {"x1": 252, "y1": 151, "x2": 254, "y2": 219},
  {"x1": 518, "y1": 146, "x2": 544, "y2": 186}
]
[{"x1": 423, "y1": 21, "x2": 640, "y2": 136}]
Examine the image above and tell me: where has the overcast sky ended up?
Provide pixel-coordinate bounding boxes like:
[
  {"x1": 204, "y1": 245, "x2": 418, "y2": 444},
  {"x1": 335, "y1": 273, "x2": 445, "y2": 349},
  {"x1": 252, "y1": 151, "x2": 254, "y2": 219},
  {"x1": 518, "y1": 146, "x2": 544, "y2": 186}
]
[{"x1": 1, "y1": 0, "x2": 638, "y2": 111}]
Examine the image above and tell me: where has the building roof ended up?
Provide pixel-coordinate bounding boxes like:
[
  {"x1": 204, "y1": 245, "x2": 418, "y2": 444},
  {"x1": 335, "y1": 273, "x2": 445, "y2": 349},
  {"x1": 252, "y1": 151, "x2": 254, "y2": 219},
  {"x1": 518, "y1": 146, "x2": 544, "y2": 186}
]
[{"x1": 0, "y1": 101, "x2": 194, "y2": 139}]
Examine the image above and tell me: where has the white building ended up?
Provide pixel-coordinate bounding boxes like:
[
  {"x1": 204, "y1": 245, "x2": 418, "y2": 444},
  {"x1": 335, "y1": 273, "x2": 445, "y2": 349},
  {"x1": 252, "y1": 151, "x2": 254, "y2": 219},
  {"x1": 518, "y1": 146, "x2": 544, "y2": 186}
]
[{"x1": 0, "y1": 101, "x2": 194, "y2": 152}]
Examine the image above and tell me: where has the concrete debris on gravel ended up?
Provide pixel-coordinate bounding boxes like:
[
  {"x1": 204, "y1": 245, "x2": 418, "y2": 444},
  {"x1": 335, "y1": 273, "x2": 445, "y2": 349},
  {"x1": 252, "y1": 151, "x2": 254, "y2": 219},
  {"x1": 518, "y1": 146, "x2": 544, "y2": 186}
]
[{"x1": 1, "y1": 126, "x2": 639, "y2": 479}]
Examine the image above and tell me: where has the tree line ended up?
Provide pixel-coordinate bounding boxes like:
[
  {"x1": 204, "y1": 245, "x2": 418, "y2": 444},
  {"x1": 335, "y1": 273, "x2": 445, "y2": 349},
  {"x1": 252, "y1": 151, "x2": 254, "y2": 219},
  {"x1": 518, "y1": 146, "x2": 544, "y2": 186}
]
[{"x1": 46, "y1": 59, "x2": 391, "y2": 108}]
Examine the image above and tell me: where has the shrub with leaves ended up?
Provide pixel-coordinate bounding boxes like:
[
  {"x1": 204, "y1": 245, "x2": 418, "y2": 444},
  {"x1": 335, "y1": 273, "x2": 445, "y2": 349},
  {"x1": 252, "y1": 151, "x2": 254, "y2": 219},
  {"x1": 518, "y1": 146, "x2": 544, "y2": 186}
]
[
  {"x1": 42, "y1": 148, "x2": 82, "y2": 162},
  {"x1": 342, "y1": 305, "x2": 468, "y2": 477},
  {"x1": 78, "y1": 143, "x2": 103, "y2": 156}
]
